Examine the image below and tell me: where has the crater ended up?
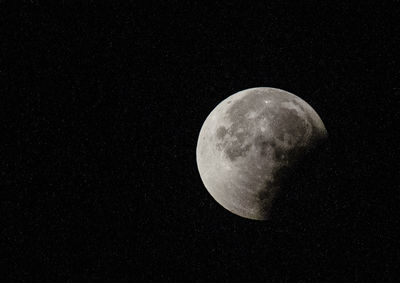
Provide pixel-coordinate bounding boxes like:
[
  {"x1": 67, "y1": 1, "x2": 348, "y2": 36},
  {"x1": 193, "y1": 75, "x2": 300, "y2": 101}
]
[
  {"x1": 225, "y1": 143, "x2": 251, "y2": 161},
  {"x1": 254, "y1": 135, "x2": 276, "y2": 157},
  {"x1": 273, "y1": 146, "x2": 287, "y2": 161},
  {"x1": 257, "y1": 187, "x2": 272, "y2": 201},
  {"x1": 272, "y1": 108, "x2": 307, "y2": 142},
  {"x1": 225, "y1": 91, "x2": 267, "y2": 120},
  {"x1": 216, "y1": 126, "x2": 227, "y2": 139},
  {"x1": 215, "y1": 123, "x2": 252, "y2": 161}
]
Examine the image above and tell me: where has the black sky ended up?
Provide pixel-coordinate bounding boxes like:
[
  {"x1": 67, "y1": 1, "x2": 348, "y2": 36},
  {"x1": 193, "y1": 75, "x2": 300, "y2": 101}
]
[{"x1": 2, "y1": 1, "x2": 399, "y2": 281}]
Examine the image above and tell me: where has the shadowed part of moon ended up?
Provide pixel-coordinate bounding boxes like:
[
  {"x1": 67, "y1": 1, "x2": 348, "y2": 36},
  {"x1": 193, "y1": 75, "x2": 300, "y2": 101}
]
[{"x1": 196, "y1": 87, "x2": 328, "y2": 220}]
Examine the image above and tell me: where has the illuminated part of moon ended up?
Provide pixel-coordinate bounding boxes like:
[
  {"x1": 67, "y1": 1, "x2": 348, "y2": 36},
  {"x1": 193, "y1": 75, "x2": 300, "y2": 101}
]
[{"x1": 196, "y1": 87, "x2": 328, "y2": 220}]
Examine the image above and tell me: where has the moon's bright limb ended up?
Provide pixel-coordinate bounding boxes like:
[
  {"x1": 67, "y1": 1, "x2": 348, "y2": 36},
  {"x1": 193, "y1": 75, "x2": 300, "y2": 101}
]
[{"x1": 196, "y1": 87, "x2": 328, "y2": 220}]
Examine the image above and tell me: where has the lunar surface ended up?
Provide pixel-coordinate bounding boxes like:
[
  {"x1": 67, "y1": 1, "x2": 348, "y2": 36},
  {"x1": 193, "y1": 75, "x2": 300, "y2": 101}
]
[{"x1": 196, "y1": 87, "x2": 328, "y2": 220}]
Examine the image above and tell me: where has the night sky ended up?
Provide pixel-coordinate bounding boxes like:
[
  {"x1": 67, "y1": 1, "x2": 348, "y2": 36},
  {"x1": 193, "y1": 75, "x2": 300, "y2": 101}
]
[{"x1": 3, "y1": 2, "x2": 399, "y2": 281}]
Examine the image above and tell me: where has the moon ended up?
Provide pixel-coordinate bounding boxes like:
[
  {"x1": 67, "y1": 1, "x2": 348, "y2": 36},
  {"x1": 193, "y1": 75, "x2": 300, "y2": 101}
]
[{"x1": 196, "y1": 87, "x2": 328, "y2": 220}]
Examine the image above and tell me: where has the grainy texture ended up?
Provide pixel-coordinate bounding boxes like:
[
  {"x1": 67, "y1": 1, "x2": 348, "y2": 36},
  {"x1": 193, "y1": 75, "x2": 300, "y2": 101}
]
[{"x1": 2, "y1": 1, "x2": 398, "y2": 281}]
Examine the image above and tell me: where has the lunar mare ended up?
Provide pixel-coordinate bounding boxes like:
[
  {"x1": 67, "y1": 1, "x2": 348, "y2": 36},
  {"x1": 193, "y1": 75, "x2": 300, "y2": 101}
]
[{"x1": 196, "y1": 87, "x2": 328, "y2": 220}]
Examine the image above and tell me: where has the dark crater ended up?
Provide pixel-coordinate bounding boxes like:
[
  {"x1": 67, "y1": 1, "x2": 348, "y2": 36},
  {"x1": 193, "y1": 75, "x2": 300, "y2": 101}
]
[
  {"x1": 216, "y1": 126, "x2": 227, "y2": 139},
  {"x1": 224, "y1": 143, "x2": 251, "y2": 161},
  {"x1": 215, "y1": 121, "x2": 252, "y2": 161},
  {"x1": 272, "y1": 108, "x2": 307, "y2": 142}
]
